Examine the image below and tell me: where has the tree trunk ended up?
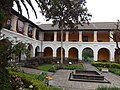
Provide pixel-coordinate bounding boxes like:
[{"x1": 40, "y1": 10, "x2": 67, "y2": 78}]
[{"x1": 60, "y1": 20, "x2": 64, "y2": 64}]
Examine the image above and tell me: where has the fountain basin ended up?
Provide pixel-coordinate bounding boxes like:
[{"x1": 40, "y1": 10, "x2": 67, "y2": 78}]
[{"x1": 69, "y1": 70, "x2": 110, "y2": 83}]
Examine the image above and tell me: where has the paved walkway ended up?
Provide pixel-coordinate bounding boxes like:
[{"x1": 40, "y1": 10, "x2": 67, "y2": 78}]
[{"x1": 20, "y1": 63, "x2": 120, "y2": 90}]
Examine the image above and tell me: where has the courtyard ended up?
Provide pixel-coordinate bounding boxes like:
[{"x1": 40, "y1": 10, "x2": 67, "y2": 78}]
[{"x1": 21, "y1": 63, "x2": 120, "y2": 90}]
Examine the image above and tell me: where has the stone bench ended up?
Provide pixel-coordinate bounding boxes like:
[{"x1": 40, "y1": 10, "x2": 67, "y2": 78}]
[{"x1": 101, "y1": 68, "x2": 109, "y2": 73}]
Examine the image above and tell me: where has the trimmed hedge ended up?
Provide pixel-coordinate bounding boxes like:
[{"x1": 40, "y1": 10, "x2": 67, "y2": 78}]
[
  {"x1": 92, "y1": 62, "x2": 120, "y2": 69},
  {"x1": 10, "y1": 71, "x2": 49, "y2": 90}
]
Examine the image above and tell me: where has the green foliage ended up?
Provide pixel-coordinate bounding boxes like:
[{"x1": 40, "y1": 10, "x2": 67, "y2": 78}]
[
  {"x1": 82, "y1": 48, "x2": 94, "y2": 62},
  {"x1": 96, "y1": 86, "x2": 120, "y2": 90},
  {"x1": 92, "y1": 62, "x2": 120, "y2": 69},
  {"x1": 0, "y1": 38, "x2": 30, "y2": 90},
  {"x1": 13, "y1": 42, "x2": 30, "y2": 58},
  {"x1": 39, "y1": 0, "x2": 91, "y2": 28},
  {"x1": 37, "y1": 64, "x2": 84, "y2": 72},
  {"x1": 109, "y1": 68, "x2": 120, "y2": 76},
  {"x1": 10, "y1": 71, "x2": 49, "y2": 90},
  {"x1": 37, "y1": 72, "x2": 47, "y2": 81},
  {"x1": 0, "y1": 9, "x2": 5, "y2": 29},
  {"x1": 0, "y1": 68, "x2": 12, "y2": 90},
  {"x1": 92, "y1": 62, "x2": 120, "y2": 76},
  {"x1": 59, "y1": 64, "x2": 84, "y2": 70},
  {"x1": 48, "y1": 65, "x2": 57, "y2": 72},
  {"x1": 37, "y1": 64, "x2": 55, "y2": 71}
]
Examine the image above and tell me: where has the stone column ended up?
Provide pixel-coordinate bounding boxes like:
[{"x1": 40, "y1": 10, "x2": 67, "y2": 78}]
[
  {"x1": 65, "y1": 49, "x2": 68, "y2": 58},
  {"x1": 94, "y1": 31, "x2": 97, "y2": 42},
  {"x1": 54, "y1": 32, "x2": 57, "y2": 41},
  {"x1": 110, "y1": 49, "x2": 115, "y2": 62},
  {"x1": 110, "y1": 31, "x2": 114, "y2": 42},
  {"x1": 10, "y1": 15, "x2": 18, "y2": 32},
  {"x1": 65, "y1": 32, "x2": 69, "y2": 42},
  {"x1": 79, "y1": 31, "x2": 82, "y2": 42},
  {"x1": 32, "y1": 27, "x2": 36, "y2": 39},
  {"x1": 32, "y1": 47, "x2": 35, "y2": 57},
  {"x1": 94, "y1": 51, "x2": 98, "y2": 61},
  {"x1": 23, "y1": 22, "x2": 29, "y2": 36},
  {"x1": 78, "y1": 49, "x2": 82, "y2": 60}
]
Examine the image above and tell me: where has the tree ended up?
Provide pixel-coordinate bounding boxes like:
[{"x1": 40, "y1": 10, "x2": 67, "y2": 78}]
[
  {"x1": 39, "y1": 0, "x2": 91, "y2": 63},
  {"x1": 0, "y1": 0, "x2": 48, "y2": 29},
  {"x1": 111, "y1": 20, "x2": 120, "y2": 63},
  {"x1": 0, "y1": 37, "x2": 30, "y2": 89}
]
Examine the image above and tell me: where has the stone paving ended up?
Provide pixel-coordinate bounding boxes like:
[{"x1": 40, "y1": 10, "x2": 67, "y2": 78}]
[
  {"x1": 20, "y1": 63, "x2": 120, "y2": 90},
  {"x1": 50, "y1": 63, "x2": 120, "y2": 90}
]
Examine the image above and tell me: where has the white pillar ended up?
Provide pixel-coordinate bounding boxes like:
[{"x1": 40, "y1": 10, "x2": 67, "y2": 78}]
[
  {"x1": 11, "y1": 15, "x2": 18, "y2": 32},
  {"x1": 79, "y1": 31, "x2": 82, "y2": 42},
  {"x1": 53, "y1": 49, "x2": 56, "y2": 57},
  {"x1": 78, "y1": 50, "x2": 82, "y2": 60},
  {"x1": 65, "y1": 49, "x2": 68, "y2": 58},
  {"x1": 23, "y1": 22, "x2": 29, "y2": 36},
  {"x1": 32, "y1": 46, "x2": 35, "y2": 57},
  {"x1": 32, "y1": 27, "x2": 36, "y2": 39},
  {"x1": 65, "y1": 32, "x2": 69, "y2": 42},
  {"x1": 110, "y1": 50, "x2": 115, "y2": 62},
  {"x1": 94, "y1": 51, "x2": 98, "y2": 61},
  {"x1": 110, "y1": 31, "x2": 114, "y2": 42},
  {"x1": 94, "y1": 31, "x2": 97, "y2": 42},
  {"x1": 54, "y1": 32, "x2": 57, "y2": 41}
]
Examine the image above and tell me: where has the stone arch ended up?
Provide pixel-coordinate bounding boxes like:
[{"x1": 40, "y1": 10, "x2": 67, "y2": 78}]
[
  {"x1": 98, "y1": 48, "x2": 110, "y2": 62},
  {"x1": 82, "y1": 47, "x2": 94, "y2": 62},
  {"x1": 56, "y1": 47, "x2": 65, "y2": 58},
  {"x1": 35, "y1": 46, "x2": 40, "y2": 56},
  {"x1": 68, "y1": 47, "x2": 78, "y2": 59},
  {"x1": 28, "y1": 44, "x2": 33, "y2": 57},
  {"x1": 44, "y1": 47, "x2": 53, "y2": 57}
]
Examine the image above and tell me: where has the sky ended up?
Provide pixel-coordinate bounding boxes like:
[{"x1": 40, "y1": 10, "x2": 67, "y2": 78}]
[{"x1": 13, "y1": 0, "x2": 120, "y2": 24}]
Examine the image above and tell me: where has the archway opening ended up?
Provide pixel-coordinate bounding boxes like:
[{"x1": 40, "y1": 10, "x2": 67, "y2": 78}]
[
  {"x1": 56, "y1": 47, "x2": 65, "y2": 59},
  {"x1": 44, "y1": 47, "x2": 53, "y2": 57},
  {"x1": 35, "y1": 46, "x2": 40, "y2": 56},
  {"x1": 82, "y1": 48, "x2": 94, "y2": 62},
  {"x1": 98, "y1": 48, "x2": 110, "y2": 62},
  {"x1": 28, "y1": 44, "x2": 33, "y2": 57},
  {"x1": 69, "y1": 47, "x2": 78, "y2": 59}
]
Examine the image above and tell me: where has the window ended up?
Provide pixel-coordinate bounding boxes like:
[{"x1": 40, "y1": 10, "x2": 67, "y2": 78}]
[
  {"x1": 82, "y1": 36, "x2": 88, "y2": 42},
  {"x1": 17, "y1": 20, "x2": 24, "y2": 34},
  {"x1": 28, "y1": 25, "x2": 33, "y2": 38}
]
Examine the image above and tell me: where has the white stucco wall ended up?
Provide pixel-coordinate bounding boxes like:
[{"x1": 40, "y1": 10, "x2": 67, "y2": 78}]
[{"x1": 1, "y1": 28, "x2": 119, "y2": 62}]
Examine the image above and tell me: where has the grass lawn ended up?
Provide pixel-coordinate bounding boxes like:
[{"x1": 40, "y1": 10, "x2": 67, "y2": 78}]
[
  {"x1": 37, "y1": 64, "x2": 55, "y2": 71},
  {"x1": 37, "y1": 64, "x2": 84, "y2": 72}
]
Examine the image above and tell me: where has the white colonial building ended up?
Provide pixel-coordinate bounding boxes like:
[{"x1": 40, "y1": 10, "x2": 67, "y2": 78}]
[{"x1": 1, "y1": 9, "x2": 120, "y2": 63}]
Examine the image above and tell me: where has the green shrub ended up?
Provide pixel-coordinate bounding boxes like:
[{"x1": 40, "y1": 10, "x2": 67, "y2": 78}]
[
  {"x1": 10, "y1": 71, "x2": 49, "y2": 90},
  {"x1": 109, "y1": 68, "x2": 120, "y2": 76},
  {"x1": 48, "y1": 65, "x2": 57, "y2": 72},
  {"x1": 37, "y1": 72, "x2": 47, "y2": 81},
  {"x1": 92, "y1": 62, "x2": 120, "y2": 69},
  {"x1": 60, "y1": 64, "x2": 84, "y2": 70}
]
